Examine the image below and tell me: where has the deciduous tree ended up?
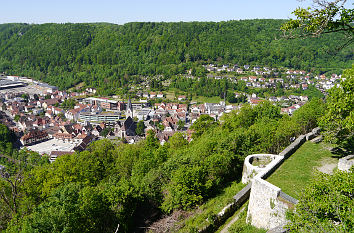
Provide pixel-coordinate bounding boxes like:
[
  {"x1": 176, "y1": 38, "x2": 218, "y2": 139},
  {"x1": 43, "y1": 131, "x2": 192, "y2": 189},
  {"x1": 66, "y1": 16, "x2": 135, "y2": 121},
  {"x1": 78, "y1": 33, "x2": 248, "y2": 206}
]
[
  {"x1": 319, "y1": 65, "x2": 354, "y2": 152},
  {"x1": 287, "y1": 168, "x2": 354, "y2": 232},
  {"x1": 135, "y1": 121, "x2": 145, "y2": 136}
]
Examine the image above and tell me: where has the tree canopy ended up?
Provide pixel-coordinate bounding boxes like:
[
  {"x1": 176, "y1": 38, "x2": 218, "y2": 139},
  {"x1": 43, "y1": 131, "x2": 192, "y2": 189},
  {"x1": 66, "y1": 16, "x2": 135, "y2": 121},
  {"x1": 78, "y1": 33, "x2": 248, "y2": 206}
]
[
  {"x1": 0, "y1": 20, "x2": 352, "y2": 92},
  {"x1": 281, "y1": 0, "x2": 353, "y2": 38},
  {"x1": 0, "y1": 100, "x2": 326, "y2": 232},
  {"x1": 287, "y1": 168, "x2": 353, "y2": 232},
  {"x1": 319, "y1": 64, "x2": 354, "y2": 152}
]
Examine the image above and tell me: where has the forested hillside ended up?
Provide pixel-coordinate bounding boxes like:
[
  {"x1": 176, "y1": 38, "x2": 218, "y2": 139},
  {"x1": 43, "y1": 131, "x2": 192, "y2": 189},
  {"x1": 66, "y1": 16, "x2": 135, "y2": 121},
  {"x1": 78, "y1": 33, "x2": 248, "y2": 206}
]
[{"x1": 0, "y1": 20, "x2": 352, "y2": 90}]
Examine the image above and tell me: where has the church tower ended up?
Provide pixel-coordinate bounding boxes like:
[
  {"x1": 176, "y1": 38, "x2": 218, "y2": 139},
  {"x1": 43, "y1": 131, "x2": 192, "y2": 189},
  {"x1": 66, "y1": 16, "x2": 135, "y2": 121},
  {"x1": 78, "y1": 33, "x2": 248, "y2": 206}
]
[{"x1": 126, "y1": 97, "x2": 133, "y2": 118}]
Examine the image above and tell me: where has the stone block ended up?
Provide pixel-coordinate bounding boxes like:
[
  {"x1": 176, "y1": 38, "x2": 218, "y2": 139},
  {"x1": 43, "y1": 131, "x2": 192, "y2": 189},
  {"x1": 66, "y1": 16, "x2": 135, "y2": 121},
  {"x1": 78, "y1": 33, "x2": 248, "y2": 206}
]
[{"x1": 338, "y1": 154, "x2": 354, "y2": 171}]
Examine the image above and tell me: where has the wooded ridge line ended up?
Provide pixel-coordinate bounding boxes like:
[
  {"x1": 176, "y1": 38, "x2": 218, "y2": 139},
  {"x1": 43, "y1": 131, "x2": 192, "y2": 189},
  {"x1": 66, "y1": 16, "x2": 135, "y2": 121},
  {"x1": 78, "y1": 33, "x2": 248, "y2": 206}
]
[{"x1": 0, "y1": 20, "x2": 352, "y2": 91}]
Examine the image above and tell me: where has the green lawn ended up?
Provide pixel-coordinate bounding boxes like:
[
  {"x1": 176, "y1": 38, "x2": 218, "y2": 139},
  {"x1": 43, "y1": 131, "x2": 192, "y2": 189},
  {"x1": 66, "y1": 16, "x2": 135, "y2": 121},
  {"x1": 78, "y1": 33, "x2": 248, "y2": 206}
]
[
  {"x1": 164, "y1": 91, "x2": 176, "y2": 100},
  {"x1": 192, "y1": 95, "x2": 224, "y2": 104},
  {"x1": 266, "y1": 141, "x2": 338, "y2": 199}
]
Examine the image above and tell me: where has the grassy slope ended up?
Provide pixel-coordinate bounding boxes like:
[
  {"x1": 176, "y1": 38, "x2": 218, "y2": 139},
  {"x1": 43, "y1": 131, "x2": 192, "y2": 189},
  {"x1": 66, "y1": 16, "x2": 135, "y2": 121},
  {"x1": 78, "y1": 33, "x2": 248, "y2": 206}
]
[
  {"x1": 175, "y1": 181, "x2": 246, "y2": 232},
  {"x1": 192, "y1": 95, "x2": 224, "y2": 104},
  {"x1": 266, "y1": 141, "x2": 338, "y2": 199}
]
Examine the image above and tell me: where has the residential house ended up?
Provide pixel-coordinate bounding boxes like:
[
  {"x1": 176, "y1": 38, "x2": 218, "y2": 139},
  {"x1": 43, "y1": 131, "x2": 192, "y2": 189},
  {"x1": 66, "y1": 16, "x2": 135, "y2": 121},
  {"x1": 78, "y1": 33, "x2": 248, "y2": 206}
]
[
  {"x1": 65, "y1": 108, "x2": 81, "y2": 121},
  {"x1": 249, "y1": 98, "x2": 264, "y2": 106},
  {"x1": 156, "y1": 92, "x2": 164, "y2": 98},
  {"x1": 73, "y1": 135, "x2": 96, "y2": 152},
  {"x1": 49, "y1": 151, "x2": 74, "y2": 163},
  {"x1": 24, "y1": 105, "x2": 35, "y2": 112},
  {"x1": 149, "y1": 92, "x2": 156, "y2": 98},
  {"x1": 21, "y1": 129, "x2": 49, "y2": 145},
  {"x1": 42, "y1": 98, "x2": 59, "y2": 109},
  {"x1": 156, "y1": 131, "x2": 175, "y2": 145},
  {"x1": 178, "y1": 95, "x2": 186, "y2": 101},
  {"x1": 136, "y1": 108, "x2": 152, "y2": 121},
  {"x1": 53, "y1": 133, "x2": 74, "y2": 142},
  {"x1": 52, "y1": 106, "x2": 65, "y2": 115}
]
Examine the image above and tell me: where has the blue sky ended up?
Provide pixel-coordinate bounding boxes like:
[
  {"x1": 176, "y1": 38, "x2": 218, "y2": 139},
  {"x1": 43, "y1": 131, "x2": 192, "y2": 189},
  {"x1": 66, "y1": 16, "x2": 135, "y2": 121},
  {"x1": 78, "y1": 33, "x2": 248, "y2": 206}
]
[{"x1": 0, "y1": 0, "x2": 317, "y2": 24}]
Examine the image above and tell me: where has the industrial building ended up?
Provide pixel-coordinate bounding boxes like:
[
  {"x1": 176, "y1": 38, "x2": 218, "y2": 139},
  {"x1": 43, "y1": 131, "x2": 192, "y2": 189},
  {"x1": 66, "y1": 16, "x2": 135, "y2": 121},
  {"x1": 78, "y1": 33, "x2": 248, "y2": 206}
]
[{"x1": 0, "y1": 79, "x2": 26, "y2": 90}]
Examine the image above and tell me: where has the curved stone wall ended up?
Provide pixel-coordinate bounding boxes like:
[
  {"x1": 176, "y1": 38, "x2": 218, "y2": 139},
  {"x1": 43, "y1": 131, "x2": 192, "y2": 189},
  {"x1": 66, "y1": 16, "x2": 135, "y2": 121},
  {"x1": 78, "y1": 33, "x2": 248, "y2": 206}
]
[
  {"x1": 246, "y1": 134, "x2": 309, "y2": 230},
  {"x1": 241, "y1": 154, "x2": 278, "y2": 184}
]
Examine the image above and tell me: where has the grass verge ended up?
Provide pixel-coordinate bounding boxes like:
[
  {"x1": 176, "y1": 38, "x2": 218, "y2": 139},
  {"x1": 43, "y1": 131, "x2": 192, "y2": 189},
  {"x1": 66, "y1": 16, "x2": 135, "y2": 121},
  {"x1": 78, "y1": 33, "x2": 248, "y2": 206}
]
[
  {"x1": 266, "y1": 141, "x2": 338, "y2": 199},
  {"x1": 192, "y1": 95, "x2": 224, "y2": 104}
]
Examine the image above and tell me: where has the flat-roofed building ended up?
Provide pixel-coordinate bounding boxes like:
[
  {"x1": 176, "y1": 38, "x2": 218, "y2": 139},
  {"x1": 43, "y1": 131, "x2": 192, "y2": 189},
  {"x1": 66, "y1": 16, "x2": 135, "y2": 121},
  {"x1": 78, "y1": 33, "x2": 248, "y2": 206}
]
[
  {"x1": 84, "y1": 97, "x2": 119, "y2": 110},
  {"x1": 0, "y1": 79, "x2": 26, "y2": 90},
  {"x1": 79, "y1": 112, "x2": 122, "y2": 123}
]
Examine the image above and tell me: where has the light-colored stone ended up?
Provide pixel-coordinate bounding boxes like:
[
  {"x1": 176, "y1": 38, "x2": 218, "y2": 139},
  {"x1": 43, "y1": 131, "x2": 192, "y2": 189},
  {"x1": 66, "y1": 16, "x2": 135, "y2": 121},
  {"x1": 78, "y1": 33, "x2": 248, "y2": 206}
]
[
  {"x1": 267, "y1": 226, "x2": 288, "y2": 233},
  {"x1": 244, "y1": 133, "x2": 308, "y2": 230},
  {"x1": 241, "y1": 154, "x2": 278, "y2": 184},
  {"x1": 239, "y1": 132, "x2": 318, "y2": 231},
  {"x1": 338, "y1": 155, "x2": 354, "y2": 172},
  {"x1": 247, "y1": 178, "x2": 296, "y2": 230},
  {"x1": 311, "y1": 135, "x2": 323, "y2": 143}
]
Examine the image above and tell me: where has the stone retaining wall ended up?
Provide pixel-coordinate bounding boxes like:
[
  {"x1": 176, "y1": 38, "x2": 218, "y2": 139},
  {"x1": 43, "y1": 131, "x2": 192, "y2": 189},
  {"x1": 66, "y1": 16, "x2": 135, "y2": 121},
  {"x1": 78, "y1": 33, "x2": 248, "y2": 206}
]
[
  {"x1": 199, "y1": 184, "x2": 251, "y2": 233},
  {"x1": 246, "y1": 131, "x2": 317, "y2": 230},
  {"x1": 338, "y1": 154, "x2": 354, "y2": 172},
  {"x1": 247, "y1": 178, "x2": 297, "y2": 230},
  {"x1": 305, "y1": 127, "x2": 320, "y2": 141},
  {"x1": 200, "y1": 128, "x2": 321, "y2": 232},
  {"x1": 242, "y1": 154, "x2": 278, "y2": 184},
  {"x1": 279, "y1": 135, "x2": 306, "y2": 159}
]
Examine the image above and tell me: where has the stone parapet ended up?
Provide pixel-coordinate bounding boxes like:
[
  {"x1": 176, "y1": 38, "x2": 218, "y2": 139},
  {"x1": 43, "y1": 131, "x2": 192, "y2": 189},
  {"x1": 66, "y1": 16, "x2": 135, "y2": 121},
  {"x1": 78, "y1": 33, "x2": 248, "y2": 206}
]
[
  {"x1": 279, "y1": 135, "x2": 306, "y2": 159},
  {"x1": 242, "y1": 154, "x2": 279, "y2": 184},
  {"x1": 245, "y1": 133, "x2": 310, "y2": 230}
]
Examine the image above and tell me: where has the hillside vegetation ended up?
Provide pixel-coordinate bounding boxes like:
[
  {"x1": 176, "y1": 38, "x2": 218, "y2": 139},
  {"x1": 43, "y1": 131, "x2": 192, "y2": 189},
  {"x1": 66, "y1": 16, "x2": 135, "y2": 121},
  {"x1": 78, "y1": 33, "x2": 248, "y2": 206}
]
[
  {"x1": 0, "y1": 20, "x2": 353, "y2": 91},
  {"x1": 0, "y1": 99, "x2": 326, "y2": 232}
]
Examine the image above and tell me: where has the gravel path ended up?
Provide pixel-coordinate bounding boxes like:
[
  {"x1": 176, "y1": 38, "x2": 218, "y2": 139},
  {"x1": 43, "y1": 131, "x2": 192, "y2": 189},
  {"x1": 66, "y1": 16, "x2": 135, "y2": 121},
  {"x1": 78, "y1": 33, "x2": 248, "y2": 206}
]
[
  {"x1": 316, "y1": 162, "x2": 337, "y2": 174},
  {"x1": 219, "y1": 206, "x2": 246, "y2": 233}
]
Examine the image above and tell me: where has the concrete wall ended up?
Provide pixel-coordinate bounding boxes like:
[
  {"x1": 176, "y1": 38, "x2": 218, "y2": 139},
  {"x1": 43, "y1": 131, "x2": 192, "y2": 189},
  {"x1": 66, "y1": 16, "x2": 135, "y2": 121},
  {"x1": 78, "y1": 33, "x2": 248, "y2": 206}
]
[
  {"x1": 247, "y1": 178, "x2": 297, "y2": 229},
  {"x1": 338, "y1": 154, "x2": 354, "y2": 172}
]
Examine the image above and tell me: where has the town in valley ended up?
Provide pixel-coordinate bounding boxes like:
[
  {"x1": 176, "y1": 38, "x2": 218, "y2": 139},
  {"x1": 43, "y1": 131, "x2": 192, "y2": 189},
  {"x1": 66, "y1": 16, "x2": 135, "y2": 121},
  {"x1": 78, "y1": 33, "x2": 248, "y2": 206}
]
[{"x1": 0, "y1": 64, "x2": 343, "y2": 162}]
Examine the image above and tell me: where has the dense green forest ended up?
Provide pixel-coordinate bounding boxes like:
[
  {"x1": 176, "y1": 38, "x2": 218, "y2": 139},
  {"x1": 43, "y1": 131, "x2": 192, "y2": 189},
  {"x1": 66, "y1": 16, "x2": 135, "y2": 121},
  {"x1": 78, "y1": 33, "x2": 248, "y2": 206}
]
[
  {"x1": 0, "y1": 20, "x2": 352, "y2": 91},
  {"x1": 0, "y1": 99, "x2": 326, "y2": 232}
]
